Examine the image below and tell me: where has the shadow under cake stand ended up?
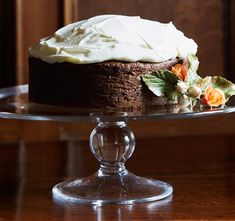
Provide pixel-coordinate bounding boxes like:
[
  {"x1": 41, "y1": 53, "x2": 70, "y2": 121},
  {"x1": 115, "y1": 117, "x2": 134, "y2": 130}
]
[{"x1": 1, "y1": 84, "x2": 235, "y2": 205}]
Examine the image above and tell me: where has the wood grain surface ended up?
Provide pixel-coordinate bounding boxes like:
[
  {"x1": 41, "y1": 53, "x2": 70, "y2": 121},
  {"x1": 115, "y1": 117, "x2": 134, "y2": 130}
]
[{"x1": 0, "y1": 135, "x2": 235, "y2": 220}]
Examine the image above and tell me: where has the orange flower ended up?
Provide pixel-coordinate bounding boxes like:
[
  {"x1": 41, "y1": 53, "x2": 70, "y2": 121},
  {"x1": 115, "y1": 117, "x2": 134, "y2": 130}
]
[
  {"x1": 171, "y1": 64, "x2": 189, "y2": 81},
  {"x1": 201, "y1": 85, "x2": 226, "y2": 107}
]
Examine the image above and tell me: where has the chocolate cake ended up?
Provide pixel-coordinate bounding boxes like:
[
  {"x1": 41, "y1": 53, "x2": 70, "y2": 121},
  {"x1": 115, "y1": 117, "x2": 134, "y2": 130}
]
[
  {"x1": 28, "y1": 15, "x2": 198, "y2": 108},
  {"x1": 29, "y1": 57, "x2": 186, "y2": 108}
]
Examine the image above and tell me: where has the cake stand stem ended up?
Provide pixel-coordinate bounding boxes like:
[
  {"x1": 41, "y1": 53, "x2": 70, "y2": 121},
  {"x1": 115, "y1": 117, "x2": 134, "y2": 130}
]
[{"x1": 52, "y1": 116, "x2": 173, "y2": 205}]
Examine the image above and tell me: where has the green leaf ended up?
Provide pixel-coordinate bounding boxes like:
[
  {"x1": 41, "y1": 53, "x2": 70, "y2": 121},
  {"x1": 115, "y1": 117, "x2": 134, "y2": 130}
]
[
  {"x1": 211, "y1": 76, "x2": 235, "y2": 100},
  {"x1": 167, "y1": 89, "x2": 180, "y2": 101},
  {"x1": 187, "y1": 54, "x2": 201, "y2": 83},
  {"x1": 142, "y1": 70, "x2": 179, "y2": 98}
]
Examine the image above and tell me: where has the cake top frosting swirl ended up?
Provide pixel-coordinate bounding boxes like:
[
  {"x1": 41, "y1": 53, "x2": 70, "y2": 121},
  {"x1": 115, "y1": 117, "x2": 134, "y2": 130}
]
[{"x1": 29, "y1": 15, "x2": 198, "y2": 64}]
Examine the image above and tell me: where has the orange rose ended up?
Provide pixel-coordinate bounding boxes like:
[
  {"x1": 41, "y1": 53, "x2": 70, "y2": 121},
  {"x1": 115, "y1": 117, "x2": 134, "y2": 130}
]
[
  {"x1": 201, "y1": 85, "x2": 226, "y2": 107},
  {"x1": 171, "y1": 64, "x2": 189, "y2": 81}
]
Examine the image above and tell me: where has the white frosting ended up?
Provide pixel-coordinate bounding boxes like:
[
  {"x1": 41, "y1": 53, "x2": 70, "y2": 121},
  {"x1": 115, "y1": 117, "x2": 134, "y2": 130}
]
[{"x1": 29, "y1": 15, "x2": 198, "y2": 64}]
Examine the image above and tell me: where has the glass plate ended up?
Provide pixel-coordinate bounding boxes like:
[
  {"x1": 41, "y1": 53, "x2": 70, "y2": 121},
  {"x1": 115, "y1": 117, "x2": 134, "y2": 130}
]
[
  {"x1": 1, "y1": 84, "x2": 235, "y2": 205},
  {"x1": 0, "y1": 84, "x2": 235, "y2": 122}
]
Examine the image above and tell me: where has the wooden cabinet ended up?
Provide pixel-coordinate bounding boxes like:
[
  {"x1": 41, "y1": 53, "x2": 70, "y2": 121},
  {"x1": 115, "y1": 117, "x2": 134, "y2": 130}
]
[
  {"x1": 0, "y1": 0, "x2": 235, "y2": 141},
  {"x1": 1, "y1": 0, "x2": 233, "y2": 86}
]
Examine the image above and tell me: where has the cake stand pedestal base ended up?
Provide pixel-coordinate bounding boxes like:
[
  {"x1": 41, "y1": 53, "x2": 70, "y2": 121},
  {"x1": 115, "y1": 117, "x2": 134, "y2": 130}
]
[
  {"x1": 52, "y1": 116, "x2": 173, "y2": 205},
  {"x1": 53, "y1": 171, "x2": 172, "y2": 205}
]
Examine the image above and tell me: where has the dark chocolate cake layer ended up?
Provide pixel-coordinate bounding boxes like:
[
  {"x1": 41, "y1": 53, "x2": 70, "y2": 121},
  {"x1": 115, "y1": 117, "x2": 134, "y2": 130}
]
[{"x1": 28, "y1": 57, "x2": 184, "y2": 108}]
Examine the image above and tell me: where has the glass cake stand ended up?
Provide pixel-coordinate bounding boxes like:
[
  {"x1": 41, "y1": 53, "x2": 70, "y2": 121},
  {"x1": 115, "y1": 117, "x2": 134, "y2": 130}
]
[{"x1": 1, "y1": 84, "x2": 235, "y2": 205}]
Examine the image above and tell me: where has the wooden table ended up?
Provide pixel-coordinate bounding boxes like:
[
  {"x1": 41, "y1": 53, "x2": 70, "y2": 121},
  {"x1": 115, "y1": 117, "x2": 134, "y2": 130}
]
[{"x1": 0, "y1": 135, "x2": 235, "y2": 220}]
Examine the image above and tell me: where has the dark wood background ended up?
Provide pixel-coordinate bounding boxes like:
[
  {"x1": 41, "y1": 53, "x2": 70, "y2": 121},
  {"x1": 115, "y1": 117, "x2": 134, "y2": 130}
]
[
  {"x1": 0, "y1": 0, "x2": 16, "y2": 87},
  {"x1": 0, "y1": 0, "x2": 233, "y2": 86},
  {"x1": 0, "y1": 2, "x2": 235, "y2": 219},
  {"x1": 0, "y1": 0, "x2": 234, "y2": 141}
]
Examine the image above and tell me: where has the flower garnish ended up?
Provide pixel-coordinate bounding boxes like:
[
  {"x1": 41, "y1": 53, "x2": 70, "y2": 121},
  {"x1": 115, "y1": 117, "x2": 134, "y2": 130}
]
[
  {"x1": 176, "y1": 81, "x2": 188, "y2": 94},
  {"x1": 141, "y1": 54, "x2": 235, "y2": 109},
  {"x1": 188, "y1": 85, "x2": 201, "y2": 98},
  {"x1": 179, "y1": 95, "x2": 191, "y2": 107},
  {"x1": 201, "y1": 85, "x2": 226, "y2": 107},
  {"x1": 171, "y1": 64, "x2": 188, "y2": 81}
]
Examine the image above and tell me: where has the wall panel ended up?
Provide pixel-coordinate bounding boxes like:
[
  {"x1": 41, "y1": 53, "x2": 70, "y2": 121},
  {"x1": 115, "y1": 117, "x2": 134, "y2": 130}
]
[
  {"x1": 231, "y1": 0, "x2": 235, "y2": 81},
  {"x1": 15, "y1": 0, "x2": 62, "y2": 84},
  {"x1": 0, "y1": 0, "x2": 16, "y2": 87}
]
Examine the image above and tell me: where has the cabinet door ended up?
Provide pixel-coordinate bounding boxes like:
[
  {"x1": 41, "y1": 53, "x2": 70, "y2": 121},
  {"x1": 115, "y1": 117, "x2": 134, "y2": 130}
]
[{"x1": 0, "y1": 0, "x2": 235, "y2": 141}]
